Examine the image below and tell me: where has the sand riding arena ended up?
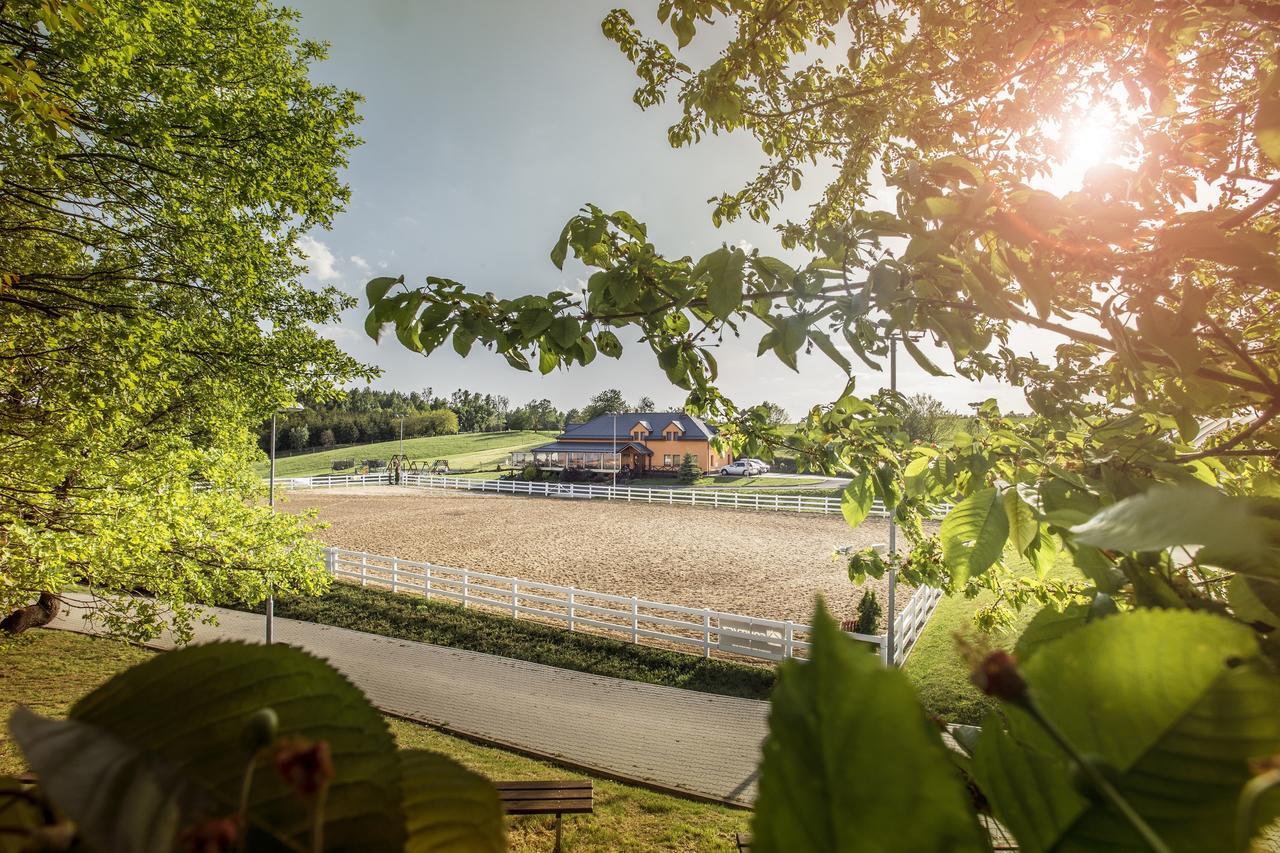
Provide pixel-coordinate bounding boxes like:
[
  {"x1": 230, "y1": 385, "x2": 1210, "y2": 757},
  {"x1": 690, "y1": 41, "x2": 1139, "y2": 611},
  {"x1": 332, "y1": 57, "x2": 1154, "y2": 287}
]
[{"x1": 280, "y1": 485, "x2": 912, "y2": 624}]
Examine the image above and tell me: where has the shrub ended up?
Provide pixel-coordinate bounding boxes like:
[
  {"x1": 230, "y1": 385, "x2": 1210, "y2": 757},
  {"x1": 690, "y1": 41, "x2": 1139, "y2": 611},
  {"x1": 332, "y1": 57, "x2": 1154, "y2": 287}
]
[
  {"x1": 319, "y1": 428, "x2": 336, "y2": 447},
  {"x1": 852, "y1": 589, "x2": 882, "y2": 635},
  {"x1": 521, "y1": 464, "x2": 538, "y2": 481},
  {"x1": 678, "y1": 452, "x2": 701, "y2": 484}
]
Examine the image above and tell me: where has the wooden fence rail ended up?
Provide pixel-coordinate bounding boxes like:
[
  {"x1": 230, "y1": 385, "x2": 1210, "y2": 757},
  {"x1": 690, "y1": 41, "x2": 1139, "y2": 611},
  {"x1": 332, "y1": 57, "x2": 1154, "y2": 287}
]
[{"x1": 322, "y1": 546, "x2": 941, "y2": 667}]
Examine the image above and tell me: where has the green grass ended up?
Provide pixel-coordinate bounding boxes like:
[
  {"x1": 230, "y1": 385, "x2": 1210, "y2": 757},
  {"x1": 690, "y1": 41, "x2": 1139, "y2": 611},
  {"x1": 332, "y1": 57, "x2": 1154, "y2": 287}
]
[
  {"x1": 0, "y1": 630, "x2": 750, "y2": 851},
  {"x1": 902, "y1": 551, "x2": 1083, "y2": 726},
  {"x1": 245, "y1": 582, "x2": 777, "y2": 701},
  {"x1": 257, "y1": 430, "x2": 557, "y2": 477}
]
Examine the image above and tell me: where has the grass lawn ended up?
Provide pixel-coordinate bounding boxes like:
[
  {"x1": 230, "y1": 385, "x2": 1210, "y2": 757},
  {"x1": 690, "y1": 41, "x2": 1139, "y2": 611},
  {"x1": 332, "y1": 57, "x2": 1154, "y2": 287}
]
[
  {"x1": 245, "y1": 582, "x2": 777, "y2": 701},
  {"x1": 0, "y1": 631, "x2": 749, "y2": 851},
  {"x1": 256, "y1": 430, "x2": 557, "y2": 478},
  {"x1": 902, "y1": 551, "x2": 1084, "y2": 726}
]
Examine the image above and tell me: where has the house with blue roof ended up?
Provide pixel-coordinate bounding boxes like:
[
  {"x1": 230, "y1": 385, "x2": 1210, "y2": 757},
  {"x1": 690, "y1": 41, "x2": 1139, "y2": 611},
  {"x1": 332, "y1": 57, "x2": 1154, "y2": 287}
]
[{"x1": 513, "y1": 412, "x2": 733, "y2": 476}]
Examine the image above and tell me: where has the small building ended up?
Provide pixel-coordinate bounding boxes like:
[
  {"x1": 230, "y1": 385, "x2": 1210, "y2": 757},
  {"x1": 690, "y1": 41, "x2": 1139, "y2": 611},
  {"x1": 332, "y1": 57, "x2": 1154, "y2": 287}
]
[{"x1": 513, "y1": 412, "x2": 733, "y2": 475}]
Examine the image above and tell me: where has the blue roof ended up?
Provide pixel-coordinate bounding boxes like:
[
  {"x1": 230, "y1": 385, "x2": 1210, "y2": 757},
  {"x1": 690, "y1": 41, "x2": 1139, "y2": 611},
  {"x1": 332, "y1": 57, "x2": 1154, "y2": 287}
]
[
  {"x1": 531, "y1": 440, "x2": 652, "y2": 455},
  {"x1": 559, "y1": 412, "x2": 716, "y2": 441}
]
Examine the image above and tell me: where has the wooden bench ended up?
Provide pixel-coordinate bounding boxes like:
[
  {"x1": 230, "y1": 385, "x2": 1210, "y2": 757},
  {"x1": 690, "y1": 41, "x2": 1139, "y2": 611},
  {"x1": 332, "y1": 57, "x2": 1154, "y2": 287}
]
[{"x1": 494, "y1": 779, "x2": 593, "y2": 852}]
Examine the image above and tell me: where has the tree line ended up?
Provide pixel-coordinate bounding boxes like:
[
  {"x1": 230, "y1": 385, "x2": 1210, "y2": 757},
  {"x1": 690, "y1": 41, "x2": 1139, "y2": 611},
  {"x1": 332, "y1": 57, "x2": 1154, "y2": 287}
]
[{"x1": 259, "y1": 386, "x2": 803, "y2": 452}]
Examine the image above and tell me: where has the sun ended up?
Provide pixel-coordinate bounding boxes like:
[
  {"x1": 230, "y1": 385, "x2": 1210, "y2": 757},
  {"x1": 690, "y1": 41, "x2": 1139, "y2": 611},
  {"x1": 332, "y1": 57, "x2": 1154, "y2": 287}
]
[{"x1": 1048, "y1": 103, "x2": 1120, "y2": 193}]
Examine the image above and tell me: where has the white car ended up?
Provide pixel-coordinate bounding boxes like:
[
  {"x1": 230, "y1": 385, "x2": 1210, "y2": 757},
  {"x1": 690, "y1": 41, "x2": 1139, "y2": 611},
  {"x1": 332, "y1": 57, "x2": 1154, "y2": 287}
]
[
  {"x1": 720, "y1": 460, "x2": 764, "y2": 476},
  {"x1": 741, "y1": 458, "x2": 771, "y2": 474}
]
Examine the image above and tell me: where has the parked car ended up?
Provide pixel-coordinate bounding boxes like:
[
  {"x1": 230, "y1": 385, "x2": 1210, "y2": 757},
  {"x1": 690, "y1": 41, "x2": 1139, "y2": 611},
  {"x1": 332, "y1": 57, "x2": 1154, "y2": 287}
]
[
  {"x1": 741, "y1": 458, "x2": 770, "y2": 474},
  {"x1": 719, "y1": 460, "x2": 762, "y2": 476}
]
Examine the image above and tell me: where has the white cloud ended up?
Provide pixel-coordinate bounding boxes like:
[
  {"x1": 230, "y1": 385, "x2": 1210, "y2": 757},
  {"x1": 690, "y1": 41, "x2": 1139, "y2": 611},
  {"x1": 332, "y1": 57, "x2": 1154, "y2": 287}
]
[
  {"x1": 297, "y1": 235, "x2": 339, "y2": 282},
  {"x1": 350, "y1": 255, "x2": 371, "y2": 273},
  {"x1": 736, "y1": 239, "x2": 754, "y2": 253}
]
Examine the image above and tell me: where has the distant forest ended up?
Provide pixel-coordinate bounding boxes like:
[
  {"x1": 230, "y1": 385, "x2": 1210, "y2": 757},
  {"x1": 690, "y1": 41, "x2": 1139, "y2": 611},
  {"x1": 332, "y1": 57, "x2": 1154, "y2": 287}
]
[{"x1": 259, "y1": 388, "x2": 792, "y2": 453}]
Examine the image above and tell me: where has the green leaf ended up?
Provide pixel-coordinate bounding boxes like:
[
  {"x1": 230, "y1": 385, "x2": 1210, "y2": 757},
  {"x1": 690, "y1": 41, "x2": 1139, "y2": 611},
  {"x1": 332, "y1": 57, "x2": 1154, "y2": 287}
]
[
  {"x1": 1071, "y1": 486, "x2": 1280, "y2": 578},
  {"x1": 365, "y1": 275, "x2": 402, "y2": 305},
  {"x1": 538, "y1": 347, "x2": 558, "y2": 375},
  {"x1": 671, "y1": 12, "x2": 695, "y2": 48},
  {"x1": 452, "y1": 328, "x2": 475, "y2": 357},
  {"x1": 752, "y1": 603, "x2": 987, "y2": 852},
  {"x1": 400, "y1": 750, "x2": 505, "y2": 853},
  {"x1": 694, "y1": 246, "x2": 746, "y2": 320},
  {"x1": 841, "y1": 474, "x2": 875, "y2": 528},
  {"x1": 902, "y1": 336, "x2": 950, "y2": 377},
  {"x1": 975, "y1": 610, "x2": 1280, "y2": 851},
  {"x1": 940, "y1": 487, "x2": 1009, "y2": 584},
  {"x1": 808, "y1": 330, "x2": 851, "y2": 373},
  {"x1": 1229, "y1": 574, "x2": 1280, "y2": 630},
  {"x1": 364, "y1": 308, "x2": 385, "y2": 343},
  {"x1": 1013, "y1": 602, "x2": 1091, "y2": 660},
  {"x1": 548, "y1": 316, "x2": 580, "y2": 349},
  {"x1": 751, "y1": 256, "x2": 795, "y2": 287},
  {"x1": 1257, "y1": 76, "x2": 1280, "y2": 167},
  {"x1": 9, "y1": 707, "x2": 186, "y2": 853},
  {"x1": 69, "y1": 642, "x2": 405, "y2": 851},
  {"x1": 595, "y1": 330, "x2": 623, "y2": 358},
  {"x1": 550, "y1": 221, "x2": 572, "y2": 269},
  {"x1": 1003, "y1": 489, "x2": 1038, "y2": 554}
]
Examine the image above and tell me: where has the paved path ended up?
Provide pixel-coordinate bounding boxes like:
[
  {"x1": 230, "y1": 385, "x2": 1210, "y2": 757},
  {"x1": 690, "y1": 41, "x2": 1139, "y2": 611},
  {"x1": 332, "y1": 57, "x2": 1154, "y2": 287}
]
[{"x1": 51, "y1": 599, "x2": 768, "y2": 805}]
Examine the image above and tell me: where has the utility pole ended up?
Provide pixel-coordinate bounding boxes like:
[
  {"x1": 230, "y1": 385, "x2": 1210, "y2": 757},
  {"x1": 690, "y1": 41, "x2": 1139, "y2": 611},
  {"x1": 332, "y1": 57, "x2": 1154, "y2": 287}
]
[
  {"x1": 267, "y1": 412, "x2": 277, "y2": 645},
  {"x1": 886, "y1": 338, "x2": 898, "y2": 667},
  {"x1": 612, "y1": 412, "x2": 618, "y2": 487}
]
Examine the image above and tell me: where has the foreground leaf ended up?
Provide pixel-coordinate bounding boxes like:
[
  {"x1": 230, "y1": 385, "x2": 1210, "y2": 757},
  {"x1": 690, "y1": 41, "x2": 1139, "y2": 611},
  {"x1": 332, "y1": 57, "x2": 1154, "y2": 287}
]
[
  {"x1": 9, "y1": 708, "x2": 187, "y2": 853},
  {"x1": 69, "y1": 642, "x2": 404, "y2": 851},
  {"x1": 975, "y1": 610, "x2": 1280, "y2": 851},
  {"x1": 752, "y1": 602, "x2": 987, "y2": 852},
  {"x1": 401, "y1": 750, "x2": 505, "y2": 852},
  {"x1": 940, "y1": 487, "x2": 1009, "y2": 584}
]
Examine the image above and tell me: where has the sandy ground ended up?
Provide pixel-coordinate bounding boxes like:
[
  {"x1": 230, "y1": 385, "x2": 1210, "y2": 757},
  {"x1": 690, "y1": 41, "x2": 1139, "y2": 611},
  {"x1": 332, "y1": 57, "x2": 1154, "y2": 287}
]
[{"x1": 280, "y1": 486, "x2": 910, "y2": 624}]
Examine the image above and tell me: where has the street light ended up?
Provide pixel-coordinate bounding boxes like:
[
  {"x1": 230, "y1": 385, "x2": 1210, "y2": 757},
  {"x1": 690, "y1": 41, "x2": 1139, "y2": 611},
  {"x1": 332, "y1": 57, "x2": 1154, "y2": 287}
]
[
  {"x1": 266, "y1": 402, "x2": 305, "y2": 644},
  {"x1": 885, "y1": 331, "x2": 922, "y2": 667}
]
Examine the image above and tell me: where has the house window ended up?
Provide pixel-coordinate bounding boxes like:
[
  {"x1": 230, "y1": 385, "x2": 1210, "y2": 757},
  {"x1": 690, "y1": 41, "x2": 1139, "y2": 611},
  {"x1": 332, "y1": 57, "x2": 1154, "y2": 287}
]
[
  {"x1": 663, "y1": 454, "x2": 675, "y2": 467},
  {"x1": 665, "y1": 431, "x2": 677, "y2": 441}
]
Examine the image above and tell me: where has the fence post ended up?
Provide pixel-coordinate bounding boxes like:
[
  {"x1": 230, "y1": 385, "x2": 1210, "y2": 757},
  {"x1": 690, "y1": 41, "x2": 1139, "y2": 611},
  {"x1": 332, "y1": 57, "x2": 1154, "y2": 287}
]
[
  {"x1": 783, "y1": 621, "x2": 794, "y2": 659},
  {"x1": 462, "y1": 568, "x2": 470, "y2": 608},
  {"x1": 390, "y1": 557, "x2": 399, "y2": 594},
  {"x1": 630, "y1": 596, "x2": 639, "y2": 643},
  {"x1": 512, "y1": 581, "x2": 519, "y2": 618},
  {"x1": 568, "y1": 590, "x2": 576, "y2": 631},
  {"x1": 703, "y1": 609, "x2": 712, "y2": 658},
  {"x1": 424, "y1": 565, "x2": 432, "y2": 600},
  {"x1": 325, "y1": 548, "x2": 336, "y2": 576},
  {"x1": 360, "y1": 554, "x2": 367, "y2": 588}
]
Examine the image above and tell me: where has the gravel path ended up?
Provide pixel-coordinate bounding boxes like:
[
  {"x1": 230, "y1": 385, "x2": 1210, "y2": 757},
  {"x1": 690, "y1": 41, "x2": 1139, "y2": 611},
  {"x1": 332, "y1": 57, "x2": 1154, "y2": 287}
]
[
  {"x1": 280, "y1": 487, "x2": 909, "y2": 624},
  {"x1": 51, "y1": 598, "x2": 768, "y2": 805}
]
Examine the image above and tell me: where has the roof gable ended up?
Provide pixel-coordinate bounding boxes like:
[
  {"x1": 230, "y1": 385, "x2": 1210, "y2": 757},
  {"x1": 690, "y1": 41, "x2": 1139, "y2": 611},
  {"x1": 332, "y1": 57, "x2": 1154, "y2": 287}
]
[{"x1": 559, "y1": 412, "x2": 716, "y2": 441}]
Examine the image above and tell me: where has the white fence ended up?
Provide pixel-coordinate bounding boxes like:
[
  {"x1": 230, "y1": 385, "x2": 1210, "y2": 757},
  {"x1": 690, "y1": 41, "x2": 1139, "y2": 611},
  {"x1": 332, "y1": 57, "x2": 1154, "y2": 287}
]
[
  {"x1": 398, "y1": 472, "x2": 881, "y2": 517},
  {"x1": 271, "y1": 473, "x2": 392, "y2": 490},
  {"x1": 891, "y1": 584, "x2": 944, "y2": 667},
  {"x1": 322, "y1": 546, "x2": 941, "y2": 667}
]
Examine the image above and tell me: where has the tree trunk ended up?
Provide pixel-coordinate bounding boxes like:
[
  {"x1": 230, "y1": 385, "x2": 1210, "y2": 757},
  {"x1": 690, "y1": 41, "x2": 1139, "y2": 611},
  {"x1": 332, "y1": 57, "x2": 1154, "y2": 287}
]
[{"x1": 1, "y1": 592, "x2": 61, "y2": 635}]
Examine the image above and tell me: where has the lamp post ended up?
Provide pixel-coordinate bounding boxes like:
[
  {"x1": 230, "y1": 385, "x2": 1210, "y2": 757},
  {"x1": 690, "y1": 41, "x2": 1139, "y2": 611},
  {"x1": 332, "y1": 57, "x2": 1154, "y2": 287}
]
[
  {"x1": 612, "y1": 412, "x2": 617, "y2": 487},
  {"x1": 266, "y1": 402, "x2": 304, "y2": 644},
  {"x1": 884, "y1": 332, "x2": 922, "y2": 667}
]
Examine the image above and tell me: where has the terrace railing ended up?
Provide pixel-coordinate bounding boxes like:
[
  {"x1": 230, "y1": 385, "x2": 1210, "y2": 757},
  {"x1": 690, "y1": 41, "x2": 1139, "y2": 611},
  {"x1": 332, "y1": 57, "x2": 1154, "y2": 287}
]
[{"x1": 321, "y1": 546, "x2": 941, "y2": 667}]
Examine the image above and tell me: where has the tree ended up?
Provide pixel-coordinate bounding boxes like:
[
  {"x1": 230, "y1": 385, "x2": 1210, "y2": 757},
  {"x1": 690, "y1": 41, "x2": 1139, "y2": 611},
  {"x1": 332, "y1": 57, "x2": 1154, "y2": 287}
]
[
  {"x1": 636, "y1": 395, "x2": 656, "y2": 411},
  {"x1": 318, "y1": 428, "x2": 337, "y2": 448},
  {"x1": 581, "y1": 388, "x2": 628, "y2": 419},
  {"x1": 1, "y1": 0, "x2": 366, "y2": 640},
  {"x1": 898, "y1": 393, "x2": 951, "y2": 445},
  {"x1": 677, "y1": 452, "x2": 701, "y2": 484},
  {"x1": 759, "y1": 401, "x2": 789, "y2": 426},
  {"x1": 365, "y1": 2, "x2": 1280, "y2": 847},
  {"x1": 851, "y1": 590, "x2": 882, "y2": 636}
]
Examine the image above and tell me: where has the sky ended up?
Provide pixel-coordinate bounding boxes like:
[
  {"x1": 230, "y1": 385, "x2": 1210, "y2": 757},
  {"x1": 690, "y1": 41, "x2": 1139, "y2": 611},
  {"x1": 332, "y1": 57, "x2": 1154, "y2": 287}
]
[{"x1": 288, "y1": 0, "x2": 1034, "y2": 418}]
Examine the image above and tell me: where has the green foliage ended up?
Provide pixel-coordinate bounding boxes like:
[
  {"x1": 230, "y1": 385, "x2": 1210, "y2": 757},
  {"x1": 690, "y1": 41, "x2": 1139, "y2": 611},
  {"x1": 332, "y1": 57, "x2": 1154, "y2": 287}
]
[
  {"x1": 852, "y1": 589, "x2": 882, "y2": 635},
  {"x1": 974, "y1": 610, "x2": 1280, "y2": 851},
  {"x1": 678, "y1": 452, "x2": 701, "y2": 484},
  {"x1": 362, "y1": 1, "x2": 1280, "y2": 848},
  {"x1": 0, "y1": 0, "x2": 368, "y2": 640},
  {"x1": 753, "y1": 603, "x2": 988, "y2": 851},
  {"x1": 5, "y1": 642, "x2": 504, "y2": 851}
]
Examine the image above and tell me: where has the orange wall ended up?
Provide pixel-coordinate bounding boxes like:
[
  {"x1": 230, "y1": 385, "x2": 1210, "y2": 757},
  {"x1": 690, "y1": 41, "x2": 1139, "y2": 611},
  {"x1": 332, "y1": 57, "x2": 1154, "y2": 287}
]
[{"x1": 578, "y1": 437, "x2": 731, "y2": 471}]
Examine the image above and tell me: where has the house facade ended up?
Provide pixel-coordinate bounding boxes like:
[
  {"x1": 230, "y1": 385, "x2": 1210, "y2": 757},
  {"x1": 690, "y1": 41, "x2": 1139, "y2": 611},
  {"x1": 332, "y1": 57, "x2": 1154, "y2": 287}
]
[{"x1": 515, "y1": 412, "x2": 732, "y2": 475}]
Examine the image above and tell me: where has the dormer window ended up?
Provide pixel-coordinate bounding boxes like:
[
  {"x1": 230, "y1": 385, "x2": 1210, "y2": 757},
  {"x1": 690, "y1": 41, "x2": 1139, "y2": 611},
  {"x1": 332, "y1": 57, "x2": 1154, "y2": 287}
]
[{"x1": 662, "y1": 420, "x2": 685, "y2": 441}]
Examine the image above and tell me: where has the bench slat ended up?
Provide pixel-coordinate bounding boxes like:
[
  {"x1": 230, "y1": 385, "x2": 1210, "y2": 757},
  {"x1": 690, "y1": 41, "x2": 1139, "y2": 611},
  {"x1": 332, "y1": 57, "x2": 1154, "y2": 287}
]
[
  {"x1": 502, "y1": 799, "x2": 594, "y2": 815},
  {"x1": 497, "y1": 789, "x2": 593, "y2": 802},
  {"x1": 494, "y1": 780, "x2": 590, "y2": 791}
]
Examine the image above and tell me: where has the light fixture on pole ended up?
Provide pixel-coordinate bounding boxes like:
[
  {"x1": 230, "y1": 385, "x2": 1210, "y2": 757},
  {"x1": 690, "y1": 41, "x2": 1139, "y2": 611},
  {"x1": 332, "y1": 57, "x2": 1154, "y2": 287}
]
[
  {"x1": 266, "y1": 401, "x2": 305, "y2": 645},
  {"x1": 885, "y1": 331, "x2": 922, "y2": 668}
]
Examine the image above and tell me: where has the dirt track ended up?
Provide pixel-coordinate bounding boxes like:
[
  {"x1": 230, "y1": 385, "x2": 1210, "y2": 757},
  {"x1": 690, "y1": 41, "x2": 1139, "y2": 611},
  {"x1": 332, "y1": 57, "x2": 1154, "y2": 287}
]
[{"x1": 281, "y1": 487, "x2": 910, "y2": 624}]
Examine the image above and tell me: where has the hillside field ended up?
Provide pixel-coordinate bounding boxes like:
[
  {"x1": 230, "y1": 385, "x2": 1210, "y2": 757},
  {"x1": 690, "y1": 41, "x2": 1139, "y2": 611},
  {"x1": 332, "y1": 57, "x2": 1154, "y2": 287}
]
[{"x1": 256, "y1": 430, "x2": 557, "y2": 478}]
